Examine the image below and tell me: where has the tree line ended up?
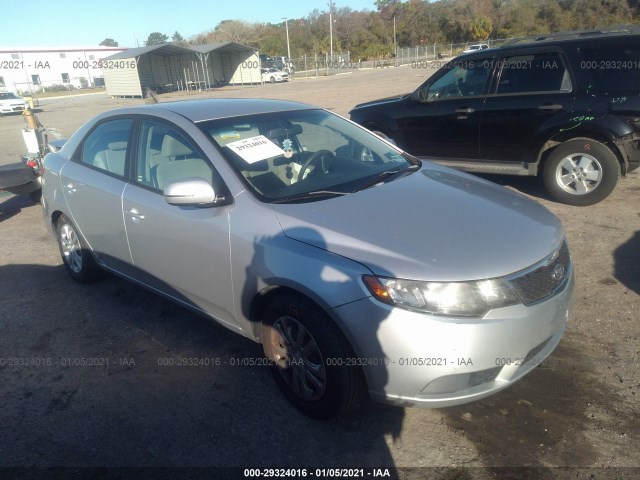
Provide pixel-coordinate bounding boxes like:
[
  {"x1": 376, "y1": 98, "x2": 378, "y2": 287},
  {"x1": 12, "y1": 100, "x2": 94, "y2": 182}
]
[{"x1": 101, "y1": 0, "x2": 640, "y2": 60}]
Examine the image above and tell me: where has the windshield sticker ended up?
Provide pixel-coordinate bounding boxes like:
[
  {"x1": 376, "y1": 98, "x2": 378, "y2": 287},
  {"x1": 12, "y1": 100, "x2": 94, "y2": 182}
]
[
  {"x1": 226, "y1": 135, "x2": 285, "y2": 164},
  {"x1": 219, "y1": 130, "x2": 241, "y2": 140}
]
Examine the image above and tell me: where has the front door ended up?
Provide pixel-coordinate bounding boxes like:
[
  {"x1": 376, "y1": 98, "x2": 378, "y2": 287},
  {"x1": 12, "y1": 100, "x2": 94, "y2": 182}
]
[
  {"x1": 121, "y1": 119, "x2": 237, "y2": 329},
  {"x1": 401, "y1": 57, "x2": 493, "y2": 160}
]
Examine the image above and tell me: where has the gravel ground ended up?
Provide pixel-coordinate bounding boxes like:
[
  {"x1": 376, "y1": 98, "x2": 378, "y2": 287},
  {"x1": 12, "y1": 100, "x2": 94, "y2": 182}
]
[{"x1": 0, "y1": 66, "x2": 638, "y2": 479}]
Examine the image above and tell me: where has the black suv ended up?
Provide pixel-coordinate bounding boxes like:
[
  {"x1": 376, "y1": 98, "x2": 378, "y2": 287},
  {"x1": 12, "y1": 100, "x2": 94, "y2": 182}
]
[{"x1": 349, "y1": 27, "x2": 640, "y2": 205}]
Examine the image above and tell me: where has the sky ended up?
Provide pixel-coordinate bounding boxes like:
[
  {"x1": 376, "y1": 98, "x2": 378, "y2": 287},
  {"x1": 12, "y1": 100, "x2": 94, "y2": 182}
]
[{"x1": 2, "y1": 0, "x2": 377, "y2": 48}]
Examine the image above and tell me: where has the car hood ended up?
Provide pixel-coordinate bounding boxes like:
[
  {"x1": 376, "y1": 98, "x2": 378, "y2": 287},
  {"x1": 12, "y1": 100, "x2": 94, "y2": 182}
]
[
  {"x1": 351, "y1": 93, "x2": 409, "y2": 111},
  {"x1": 272, "y1": 164, "x2": 564, "y2": 281},
  {"x1": 0, "y1": 98, "x2": 26, "y2": 105}
]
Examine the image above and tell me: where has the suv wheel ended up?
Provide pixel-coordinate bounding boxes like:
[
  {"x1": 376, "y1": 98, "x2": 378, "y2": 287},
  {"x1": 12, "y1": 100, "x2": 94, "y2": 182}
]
[
  {"x1": 543, "y1": 138, "x2": 620, "y2": 206},
  {"x1": 261, "y1": 293, "x2": 365, "y2": 419}
]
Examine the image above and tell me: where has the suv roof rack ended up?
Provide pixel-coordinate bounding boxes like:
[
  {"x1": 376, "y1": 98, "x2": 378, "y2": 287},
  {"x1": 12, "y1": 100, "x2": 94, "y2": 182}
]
[{"x1": 501, "y1": 25, "x2": 640, "y2": 47}]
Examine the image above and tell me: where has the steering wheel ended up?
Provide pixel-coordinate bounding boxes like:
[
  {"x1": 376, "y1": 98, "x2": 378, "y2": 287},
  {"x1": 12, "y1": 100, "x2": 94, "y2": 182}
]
[{"x1": 298, "y1": 150, "x2": 334, "y2": 182}]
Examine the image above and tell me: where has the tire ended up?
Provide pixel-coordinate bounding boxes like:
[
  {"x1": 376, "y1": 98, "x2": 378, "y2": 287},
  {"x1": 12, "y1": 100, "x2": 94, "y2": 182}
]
[
  {"x1": 55, "y1": 214, "x2": 103, "y2": 283},
  {"x1": 543, "y1": 138, "x2": 620, "y2": 206},
  {"x1": 270, "y1": 76, "x2": 276, "y2": 83},
  {"x1": 261, "y1": 293, "x2": 365, "y2": 419}
]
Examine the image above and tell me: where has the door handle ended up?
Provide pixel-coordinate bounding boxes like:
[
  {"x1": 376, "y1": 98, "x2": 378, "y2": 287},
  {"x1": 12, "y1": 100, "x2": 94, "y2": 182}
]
[
  {"x1": 455, "y1": 107, "x2": 475, "y2": 114},
  {"x1": 127, "y1": 208, "x2": 145, "y2": 222},
  {"x1": 64, "y1": 183, "x2": 76, "y2": 194},
  {"x1": 537, "y1": 104, "x2": 563, "y2": 111}
]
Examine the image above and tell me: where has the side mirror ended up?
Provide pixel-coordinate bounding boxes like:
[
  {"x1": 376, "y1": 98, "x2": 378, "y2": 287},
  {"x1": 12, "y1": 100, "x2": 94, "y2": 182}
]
[
  {"x1": 410, "y1": 86, "x2": 431, "y2": 103},
  {"x1": 164, "y1": 178, "x2": 221, "y2": 207}
]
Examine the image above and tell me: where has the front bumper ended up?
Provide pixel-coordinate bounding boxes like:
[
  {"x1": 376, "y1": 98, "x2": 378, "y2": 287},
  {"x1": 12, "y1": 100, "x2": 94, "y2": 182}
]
[
  {"x1": 0, "y1": 104, "x2": 26, "y2": 113},
  {"x1": 331, "y1": 269, "x2": 574, "y2": 408}
]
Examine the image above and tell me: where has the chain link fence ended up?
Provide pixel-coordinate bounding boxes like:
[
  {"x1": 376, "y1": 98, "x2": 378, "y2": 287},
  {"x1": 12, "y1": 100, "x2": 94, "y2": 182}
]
[
  {"x1": 285, "y1": 37, "x2": 515, "y2": 77},
  {"x1": 395, "y1": 38, "x2": 512, "y2": 66}
]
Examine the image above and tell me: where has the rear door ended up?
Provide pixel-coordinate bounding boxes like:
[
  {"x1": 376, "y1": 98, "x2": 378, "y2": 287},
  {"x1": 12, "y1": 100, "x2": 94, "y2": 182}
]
[
  {"x1": 479, "y1": 49, "x2": 574, "y2": 163},
  {"x1": 402, "y1": 56, "x2": 494, "y2": 159},
  {"x1": 60, "y1": 118, "x2": 134, "y2": 271}
]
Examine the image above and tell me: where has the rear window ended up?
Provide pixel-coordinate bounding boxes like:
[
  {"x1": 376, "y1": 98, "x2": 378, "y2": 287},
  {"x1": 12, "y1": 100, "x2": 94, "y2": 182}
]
[
  {"x1": 495, "y1": 52, "x2": 571, "y2": 94},
  {"x1": 579, "y1": 46, "x2": 640, "y2": 93}
]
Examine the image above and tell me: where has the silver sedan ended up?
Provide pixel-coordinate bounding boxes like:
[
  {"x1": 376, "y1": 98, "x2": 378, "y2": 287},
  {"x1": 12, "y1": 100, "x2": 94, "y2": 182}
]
[{"x1": 42, "y1": 99, "x2": 574, "y2": 419}]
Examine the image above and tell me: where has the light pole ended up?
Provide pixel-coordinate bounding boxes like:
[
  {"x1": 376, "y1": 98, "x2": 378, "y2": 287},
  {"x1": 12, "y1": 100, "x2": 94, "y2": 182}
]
[{"x1": 282, "y1": 17, "x2": 291, "y2": 63}]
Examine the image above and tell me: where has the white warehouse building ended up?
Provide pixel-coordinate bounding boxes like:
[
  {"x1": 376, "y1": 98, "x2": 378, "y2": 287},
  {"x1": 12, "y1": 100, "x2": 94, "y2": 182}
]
[{"x1": 0, "y1": 46, "x2": 126, "y2": 93}]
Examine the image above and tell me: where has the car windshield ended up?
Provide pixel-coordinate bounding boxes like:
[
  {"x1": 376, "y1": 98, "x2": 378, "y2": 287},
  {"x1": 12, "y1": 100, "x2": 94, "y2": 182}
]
[
  {"x1": 199, "y1": 109, "x2": 416, "y2": 202},
  {"x1": 0, "y1": 93, "x2": 20, "y2": 100}
]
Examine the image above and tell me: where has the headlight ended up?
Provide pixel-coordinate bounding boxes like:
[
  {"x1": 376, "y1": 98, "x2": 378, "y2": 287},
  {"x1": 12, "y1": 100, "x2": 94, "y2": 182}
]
[{"x1": 363, "y1": 275, "x2": 520, "y2": 317}]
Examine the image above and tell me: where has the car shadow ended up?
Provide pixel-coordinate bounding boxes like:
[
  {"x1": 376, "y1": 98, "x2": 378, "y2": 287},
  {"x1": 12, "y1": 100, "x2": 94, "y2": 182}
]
[
  {"x1": 0, "y1": 193, "x2": 34, "y2": 223},
  {"x1": 0, "y1": 262, "x2": 404, "y2": 473},
  {"x1": 440, "y1": 336, "x2": 639, "y2": 478},
  {"x1": 614, "y1": 230, "x2": 640, "y2": 294}
]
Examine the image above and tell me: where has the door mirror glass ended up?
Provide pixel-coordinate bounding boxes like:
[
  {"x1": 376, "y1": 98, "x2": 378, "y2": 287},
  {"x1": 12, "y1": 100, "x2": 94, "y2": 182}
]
[{"x1": 164, "y1": 178, "x2": 219, "y2": 206}]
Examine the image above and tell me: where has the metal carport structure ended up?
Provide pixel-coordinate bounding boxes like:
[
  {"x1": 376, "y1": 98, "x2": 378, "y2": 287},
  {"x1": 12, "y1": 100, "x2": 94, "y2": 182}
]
[
  {"x1": 102, "y1": 43, "x2": 260, "y2": 97},
  {"x1": 102, "y1": 44, "x2": 196, "y2": 97},
  {"x1": 190, "y1": 42, "x2": 261, "y2": 87}
]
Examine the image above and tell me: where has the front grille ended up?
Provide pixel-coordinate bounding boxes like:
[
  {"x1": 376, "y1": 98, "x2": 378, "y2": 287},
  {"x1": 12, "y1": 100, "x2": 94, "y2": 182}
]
[{"x1": 508, "y1": 241, "x2": 571, "y2": 305}]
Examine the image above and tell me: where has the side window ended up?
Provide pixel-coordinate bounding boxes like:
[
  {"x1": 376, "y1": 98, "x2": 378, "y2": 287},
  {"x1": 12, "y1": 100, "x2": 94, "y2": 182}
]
[
  {"x1": 81, "y1": 119, "x2": 132, "y2": 177},
  {"x1": 579, "y1": 46, "x2": 640, "y2": 93},
  {"x1": 426, "y1": 59, "x2": 491, "y2": 101},
  {"x1": 496, "y1": 52, "x2": 571, "y2": 94},
  {"x1": 136, "y1": 120, "x2": 213, "y2": 191}
]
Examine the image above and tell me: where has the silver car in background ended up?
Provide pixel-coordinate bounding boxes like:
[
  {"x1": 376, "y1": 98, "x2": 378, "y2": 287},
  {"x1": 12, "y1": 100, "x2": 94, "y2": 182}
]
[{"x1": 42, "y1": 99, "x2": 574, "y2": 419}]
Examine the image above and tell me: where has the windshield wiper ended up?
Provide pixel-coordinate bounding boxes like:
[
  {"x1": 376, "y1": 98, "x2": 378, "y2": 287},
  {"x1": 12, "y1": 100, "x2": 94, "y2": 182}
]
[
  {"x1": 353, "y1": 164, "x2": 420, "y2": 193},
  {"x1": 271, "y1": 190, "x2": 348, "y2": 204}
]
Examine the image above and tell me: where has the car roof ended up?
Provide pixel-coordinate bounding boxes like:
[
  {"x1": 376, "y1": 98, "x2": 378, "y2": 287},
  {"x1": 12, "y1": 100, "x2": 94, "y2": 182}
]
[
  {"x1": 459, "y1": 26, "x2": 640, "y2": 58},
  {"x1": 135, "y1": 98, "x2": 315, "y2": 123},
  {"x1": 500, "y1": 25, "x2": 640, "y2": 48}
]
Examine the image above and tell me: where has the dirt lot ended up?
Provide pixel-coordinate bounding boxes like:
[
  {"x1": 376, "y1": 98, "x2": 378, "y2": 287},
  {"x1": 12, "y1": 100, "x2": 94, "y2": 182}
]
[{"x1": 0, "y1": 66, "x2": 639, "y2": 479}]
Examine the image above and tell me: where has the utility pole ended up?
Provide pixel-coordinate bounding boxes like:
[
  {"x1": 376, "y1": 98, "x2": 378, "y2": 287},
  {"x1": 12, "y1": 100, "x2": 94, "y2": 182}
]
[
  {"x1": 329, "y1": 0, "x2": 333, "y2": 63},
  {"x1": 282, "y1": 17, "x2": 291, "y2": 62},
  {"x1": 393, "y1": 15, "x2": 397, "y2": 66}
]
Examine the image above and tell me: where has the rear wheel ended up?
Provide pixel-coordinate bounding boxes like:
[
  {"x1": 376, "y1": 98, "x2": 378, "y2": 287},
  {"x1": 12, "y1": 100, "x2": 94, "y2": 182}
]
[
  {"x1": 543, "y1": 138, "x2": 620, "y2": 206},
  {"x1": 261, "y1": 293, "x2": 365, "y2": 419},
  {"x1": 56, "y1": 215, "x2": 102, "y2": 283}
]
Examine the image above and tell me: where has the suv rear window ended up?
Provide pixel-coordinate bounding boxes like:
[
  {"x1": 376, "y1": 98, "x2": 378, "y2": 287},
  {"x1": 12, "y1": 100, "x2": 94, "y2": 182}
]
[
  {"x1": 579, "y1": 46, "x2": 640, "y2": 93},
  {"x1": 495, "y1": 52, "x2": 571, "y2": 94}
]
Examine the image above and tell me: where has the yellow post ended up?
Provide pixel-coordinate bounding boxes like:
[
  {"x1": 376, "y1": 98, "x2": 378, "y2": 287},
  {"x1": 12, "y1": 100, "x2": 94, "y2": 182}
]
[{"x1": 23, "y1": 95, "x2": 34, "y2": 109}]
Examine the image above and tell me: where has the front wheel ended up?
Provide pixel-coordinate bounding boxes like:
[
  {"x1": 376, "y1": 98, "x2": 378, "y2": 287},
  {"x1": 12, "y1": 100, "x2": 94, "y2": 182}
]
[
  {"x1": 261, "y1": 293, "x2": 365, "y2": 419},
  {"x1": 56, "y1": 214, "x2": 102, "y2": 283},
  {"x1": 543, "y1": 138, "x2": 620, "y2": 206}
]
